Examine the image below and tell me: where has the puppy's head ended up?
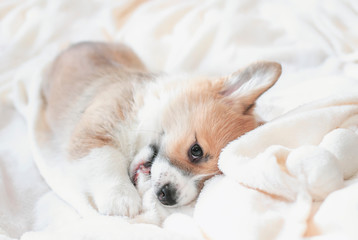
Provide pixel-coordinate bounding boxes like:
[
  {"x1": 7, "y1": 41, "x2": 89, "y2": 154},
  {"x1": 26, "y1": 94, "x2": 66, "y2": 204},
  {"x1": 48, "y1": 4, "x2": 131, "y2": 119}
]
[{"x1": 132, "y1": 62, "x2": 282, "y2": 207}]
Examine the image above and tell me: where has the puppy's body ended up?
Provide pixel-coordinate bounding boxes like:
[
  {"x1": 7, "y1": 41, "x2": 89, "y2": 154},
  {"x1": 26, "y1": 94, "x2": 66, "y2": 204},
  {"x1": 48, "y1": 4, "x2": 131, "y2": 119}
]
[{"x1": 40, "y1": 42, "x2": 281, "y2": 220}]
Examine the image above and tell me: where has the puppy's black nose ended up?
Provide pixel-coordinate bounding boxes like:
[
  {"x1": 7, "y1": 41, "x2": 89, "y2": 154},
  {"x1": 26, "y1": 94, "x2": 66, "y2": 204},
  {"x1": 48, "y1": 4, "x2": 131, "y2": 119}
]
[{"x1": 157, "y1": 184, "x2": 177, "y2": 206}]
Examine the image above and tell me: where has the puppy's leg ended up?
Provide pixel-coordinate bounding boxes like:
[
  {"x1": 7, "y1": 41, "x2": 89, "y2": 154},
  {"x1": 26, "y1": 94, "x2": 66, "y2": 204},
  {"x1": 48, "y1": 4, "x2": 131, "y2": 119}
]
[
  {"x1": 74, "y1": 146, "x2": 142, "y2": 217},
  {"x1": 40, "y1": 42, "x2": 146, "y2": 217}
]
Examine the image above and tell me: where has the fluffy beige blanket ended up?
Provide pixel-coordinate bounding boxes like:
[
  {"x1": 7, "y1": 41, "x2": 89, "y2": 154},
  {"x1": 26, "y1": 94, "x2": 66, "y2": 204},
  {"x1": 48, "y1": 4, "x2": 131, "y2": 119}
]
[{"x1": 1, "y1": 0, "x2": 358, "y2": 239}]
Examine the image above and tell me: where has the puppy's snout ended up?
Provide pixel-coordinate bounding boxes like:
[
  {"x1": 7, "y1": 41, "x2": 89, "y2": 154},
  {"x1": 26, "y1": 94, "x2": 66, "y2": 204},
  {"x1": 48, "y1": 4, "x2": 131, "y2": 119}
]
[{"x1": 157, "y1": 183, "x2": 177, "y2": 206}]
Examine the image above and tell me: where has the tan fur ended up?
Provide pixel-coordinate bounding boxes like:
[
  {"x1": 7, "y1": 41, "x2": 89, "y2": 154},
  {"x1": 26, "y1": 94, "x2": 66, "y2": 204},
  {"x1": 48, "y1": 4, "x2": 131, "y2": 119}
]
[
  {"x1": 43, "y1": 42, "x2": 151, "y2": 159},
  {"x1": 160, "y1": 63, "x2": 281, "y2": 188},
  {"x1": 43, "y1": 42, "x2": 146, "y2": 120},
  {"x1": 164, "y1": 78, "x2": 259, "y2": 185}
]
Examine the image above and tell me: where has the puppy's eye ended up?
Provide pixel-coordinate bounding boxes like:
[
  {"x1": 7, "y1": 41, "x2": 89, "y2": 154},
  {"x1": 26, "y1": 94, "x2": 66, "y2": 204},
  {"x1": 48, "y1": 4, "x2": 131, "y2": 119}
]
[
  {"x1": 189, "y1": 143, "x2": 203, "y2": 163},
  {"x1": 191, "y1": 144, "x2": 203, "y2": 157}
]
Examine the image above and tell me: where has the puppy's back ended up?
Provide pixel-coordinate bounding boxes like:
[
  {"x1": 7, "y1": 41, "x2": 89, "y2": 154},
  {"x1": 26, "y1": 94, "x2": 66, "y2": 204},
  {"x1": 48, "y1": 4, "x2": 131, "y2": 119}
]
[{"x1": 42, "y1": 42, "x2": 146, "y2": 131}]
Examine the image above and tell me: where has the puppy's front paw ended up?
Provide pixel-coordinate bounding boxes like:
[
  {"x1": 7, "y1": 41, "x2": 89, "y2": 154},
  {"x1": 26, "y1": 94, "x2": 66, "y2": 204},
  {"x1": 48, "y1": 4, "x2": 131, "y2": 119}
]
[{"x1": 94, "y1": 184, "x2": 142, "y2": 217}]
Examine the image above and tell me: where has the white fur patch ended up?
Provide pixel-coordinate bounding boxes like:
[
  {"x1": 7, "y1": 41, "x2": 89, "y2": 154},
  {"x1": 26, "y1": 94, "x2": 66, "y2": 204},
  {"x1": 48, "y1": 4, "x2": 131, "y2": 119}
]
[{"x1": 151, "y1": 156, "x2": 198, "y2": 207}]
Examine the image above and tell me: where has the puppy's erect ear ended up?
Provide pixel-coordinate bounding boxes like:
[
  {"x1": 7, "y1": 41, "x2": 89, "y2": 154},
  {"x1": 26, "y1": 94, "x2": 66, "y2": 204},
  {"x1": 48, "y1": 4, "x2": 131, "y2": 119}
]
[{"x1": 220, "y1": 61, "x2": 282, "y2": 114}]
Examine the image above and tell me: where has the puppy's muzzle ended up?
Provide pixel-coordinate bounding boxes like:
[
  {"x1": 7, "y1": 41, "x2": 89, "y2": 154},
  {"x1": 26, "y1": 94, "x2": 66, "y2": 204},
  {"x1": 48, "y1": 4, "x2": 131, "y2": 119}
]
[{"x1": 156, "y1": 183, "x2": 177, "y2": 206}]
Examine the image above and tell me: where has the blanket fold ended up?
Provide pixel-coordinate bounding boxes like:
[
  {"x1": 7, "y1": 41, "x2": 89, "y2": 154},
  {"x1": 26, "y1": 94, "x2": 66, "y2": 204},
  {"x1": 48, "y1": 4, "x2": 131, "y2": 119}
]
[
  {"x1": 220, "y1": 96, "x2": 358, "y2": 199},
  {"x1": 193, "y1": 95, "x2": 358, "y2": 239}
]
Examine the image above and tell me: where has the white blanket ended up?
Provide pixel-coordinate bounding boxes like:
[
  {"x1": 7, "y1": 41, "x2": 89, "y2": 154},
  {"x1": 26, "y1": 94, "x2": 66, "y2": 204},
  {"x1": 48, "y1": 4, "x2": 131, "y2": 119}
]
[{"x1": 1, "y1": 0, "x2": 358, "y2": 239}]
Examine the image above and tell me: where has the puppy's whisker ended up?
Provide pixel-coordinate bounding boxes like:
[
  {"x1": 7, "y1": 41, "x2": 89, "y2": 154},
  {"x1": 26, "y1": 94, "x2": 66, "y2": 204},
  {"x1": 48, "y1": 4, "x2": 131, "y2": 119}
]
[
  {"x1": 175, "y1": 171, "x2": 220, "y2": 204},
  {"x1": 191, "y1": 171, "x2": 221, "y2": 182},
  {"x1": 174, "y1": 171, "x2": 221, "y2": 204}
]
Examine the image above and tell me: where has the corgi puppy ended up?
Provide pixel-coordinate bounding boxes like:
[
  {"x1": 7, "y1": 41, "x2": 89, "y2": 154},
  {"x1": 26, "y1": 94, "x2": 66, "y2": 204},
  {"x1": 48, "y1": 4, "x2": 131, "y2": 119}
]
[{"x1": 39, "y1": 42, "x2": 281, "y2": 219}]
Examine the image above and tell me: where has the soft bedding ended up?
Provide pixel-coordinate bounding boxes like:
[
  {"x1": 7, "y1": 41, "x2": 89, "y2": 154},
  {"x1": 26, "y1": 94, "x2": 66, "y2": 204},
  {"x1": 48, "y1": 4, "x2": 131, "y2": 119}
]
[{"x1": 1, "y1": 0, "x2": 358, "y2": 239}]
